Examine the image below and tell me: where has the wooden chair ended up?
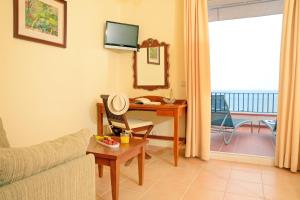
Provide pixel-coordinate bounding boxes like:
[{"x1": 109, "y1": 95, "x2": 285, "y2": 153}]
[{"x1": 100, "y1": 95, "x2": 154, "y2": 161}]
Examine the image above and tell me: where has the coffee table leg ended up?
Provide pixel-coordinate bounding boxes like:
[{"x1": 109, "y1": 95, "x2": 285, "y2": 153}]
[
  {"x1": 138, "y1": 146, "x2": 145, "y2": 185},
  {"x1": 110, "y1": 160, "x2": 120, "y2": 200},
  {"x1": 98, "y1": 164, "x2": 103, "y2": 178}
]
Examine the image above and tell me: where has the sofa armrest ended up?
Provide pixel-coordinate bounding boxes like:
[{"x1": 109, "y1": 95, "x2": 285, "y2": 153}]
[
  {"x1": 0, "y1": 118, "x2": 10, "y2": 148},
  {"x1": 0, "y1": 129, "x2": 93, "y2": 186}
]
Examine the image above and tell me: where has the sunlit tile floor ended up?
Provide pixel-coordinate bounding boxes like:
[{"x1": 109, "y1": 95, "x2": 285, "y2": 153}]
[
  {"x1": 96, "y1": 146, "x2": 300, "y2": 200},
  {"x1": 211, "y1": 126, "x2": 276, "y2": 157}
]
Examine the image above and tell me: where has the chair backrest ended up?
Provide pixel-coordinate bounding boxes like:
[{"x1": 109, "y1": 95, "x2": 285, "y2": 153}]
[
  {"x1": 211, "y1": 94, "x2": 234, "y2": 128},
  {"x1": 0, "y1": 118, "x2": 10, "y2": 148},
  {"x1": 100, "y1": 95, "x2": 130, "y2": 130}
]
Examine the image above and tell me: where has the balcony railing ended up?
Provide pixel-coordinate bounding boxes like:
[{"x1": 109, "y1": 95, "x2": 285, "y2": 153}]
[{"x1": 211, "y1": 92, "x2": 278, "y2": 114}]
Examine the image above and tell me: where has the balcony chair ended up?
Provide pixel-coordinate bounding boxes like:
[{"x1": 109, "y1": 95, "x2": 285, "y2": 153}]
[
  {"x1": 100, "y1": 94, "x2": 154, "y2": 162},
  {"x1": 211, "y1": 94, "x2": 253, "y2": 145},
  {"x1": 258, "y1": 119, "x2": 277, "y2": 136}
]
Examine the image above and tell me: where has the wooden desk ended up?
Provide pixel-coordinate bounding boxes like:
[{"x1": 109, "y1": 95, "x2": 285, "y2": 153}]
[
  {"x1": 97, "y1": 97, "x2": 187, "y2": 166},
  {"x1": 87, "y1": 137, "x2": 147, "y2": 200}
]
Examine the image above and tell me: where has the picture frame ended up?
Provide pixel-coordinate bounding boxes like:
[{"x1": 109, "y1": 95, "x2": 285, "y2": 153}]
[
  {"x1": 147, "y1": 46, "x2": 160, "y2": 65},
  {"x1": 13, "y1": 0, "x2": 67, "y2": 48}
]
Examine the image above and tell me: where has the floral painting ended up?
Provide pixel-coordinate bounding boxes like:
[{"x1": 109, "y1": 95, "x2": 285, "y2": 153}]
[
  {"x1": 14, "y1": 0, "x2": 67, "y2": 48},
  {"x1": 25, "y1": 0, "x2": 58, "y2": 36}
]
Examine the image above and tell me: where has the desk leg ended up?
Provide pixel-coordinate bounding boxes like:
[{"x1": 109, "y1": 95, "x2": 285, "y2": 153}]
[
  {"x1": 98, "y1": 164, "x2": 103, "y2": 178},
  {"x1": 97, "y1": 105, "x2": 104, "y2": 136},
  {"x1": 174, "y1": 111, "x2": 179, "y2": 166},
  {"x1": 138, "y1": 146, "x2": 145, "y2": 185},
  {"x1": 184, "y1": 111, "x2": 187, "y2": 144},
  {"x1": 110, "y1": 160, "x2": 120, "y2": 200}
]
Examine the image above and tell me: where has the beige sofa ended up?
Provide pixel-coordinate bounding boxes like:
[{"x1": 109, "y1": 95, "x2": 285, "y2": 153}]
[{"x1": 0, "y1": 118, "x2": 95, "y2": 200}]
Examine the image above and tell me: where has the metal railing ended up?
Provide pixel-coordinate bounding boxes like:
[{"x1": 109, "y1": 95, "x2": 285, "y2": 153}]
[{"x1": 211, "y1": 92, "x2": 278, "y2": 113}]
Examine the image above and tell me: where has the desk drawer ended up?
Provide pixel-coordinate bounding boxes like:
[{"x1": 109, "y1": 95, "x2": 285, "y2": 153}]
[{"x1": 157, "y1": 109, "x2": 174, "y2": 116}]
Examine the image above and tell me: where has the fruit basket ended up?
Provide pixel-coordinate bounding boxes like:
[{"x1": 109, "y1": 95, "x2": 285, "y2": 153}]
[{"x1": 95, "y1": 135, "x2": 120, "y2": 149}]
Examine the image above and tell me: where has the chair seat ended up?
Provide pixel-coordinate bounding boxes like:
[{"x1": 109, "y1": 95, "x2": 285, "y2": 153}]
[
  {"x1": 260, "y1": 119, "x2": 277, "y2": 132},
  {"x1": 111, "y1": 119, "x2": 153, "y2": 129},
  {"x1": 211, "y1": 118, "x2": 251, "y2": 128},
  {"x1": 232, "y1": 119, "x2": 252, "y2": 127}
]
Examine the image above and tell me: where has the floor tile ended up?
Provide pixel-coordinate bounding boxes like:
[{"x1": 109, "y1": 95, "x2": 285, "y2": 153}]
[
  {"x1": 231, "y1": 162, "x2": 262, "y2": 173},
  {"x1": 263, "y1": 184, "x2": 300, "y2": 200},
  {"x1": 176, "y1": 157, "x2": 205, "y2": 171},
  {"x1": 201, "y1": 165, "x2": 232, "y2": 179},
  {"x1": 202, "y1": 159, "x2": 233, "y2": 169},
  {"x1": 100, "y1": 188, "x2": 142, "y2": 200},
  {"x1": 230, "y1": 169, "x2": 262, "y2": 183},
  {"x1": 191, "y1": 171, "x2": 228, "y2": 192},
  {"x1": 140, "y1": 181, "x2": 189, "y2": 200},
  {"x1": 224, "y1": 193, "x2": 263, "y2": 200},
  {"x1": 120, "y1": 178, "x2": 157, "y2": 193},
  {"x1": 94, "y1": 145, "x2": 300, "y2": 200},
  {"x1": 161, "y1": 166, "x2": 200, "y2": 186},
  {"x1": 261, "y1": 171, "x2": 300, "y2": 186},
  {"x1": 226, "y1": 180, "x2": 264, "y2": 198},
  {"x1": 183, "y1": 187, "x2": 224, "y2": 200}
]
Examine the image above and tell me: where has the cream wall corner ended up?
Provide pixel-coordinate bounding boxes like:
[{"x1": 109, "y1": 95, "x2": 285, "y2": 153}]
[{"x1": 0, "y1": 0, "x2": 122, "y2": 146}]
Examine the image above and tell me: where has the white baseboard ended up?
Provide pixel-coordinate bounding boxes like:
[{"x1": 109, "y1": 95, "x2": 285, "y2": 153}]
[{"x1": 210, "y1": 151, "x2": 275, "y2": 166}]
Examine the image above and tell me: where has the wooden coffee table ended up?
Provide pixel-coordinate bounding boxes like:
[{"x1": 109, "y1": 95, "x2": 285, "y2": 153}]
[{"x1": 87, "y1": 137, "x2": 148, "y2": 200}]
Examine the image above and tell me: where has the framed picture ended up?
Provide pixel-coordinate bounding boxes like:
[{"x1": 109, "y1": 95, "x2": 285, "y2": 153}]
[
  {"x1": 147, "y1": 46, "x2": 160, "y2": 65},
  {"x1": 13, "y1": 0, "x2": 67, "y2": 48}
]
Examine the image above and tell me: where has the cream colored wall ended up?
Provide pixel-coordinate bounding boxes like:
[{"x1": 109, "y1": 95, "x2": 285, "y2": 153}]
[
  {"x1": 0, "y1": 0, "x2": 122, "y2": 146},
  {"x1": 114, "y1": 0, "x2": 186, "y2": 147},
  {"x1": 0, "y1": 0, "x2": 186, "y2": 147},
  {"x1": 117, "y1": 0, "x2": 186, "y2": 99}
]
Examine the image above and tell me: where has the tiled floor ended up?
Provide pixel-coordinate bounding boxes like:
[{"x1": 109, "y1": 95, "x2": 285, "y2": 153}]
[
  {"x1": 96, "y1": 146, "x2": 300, "y2": 200},
  {"x1": 211, "y1": 126, "x2": 276, "y2": 157}
]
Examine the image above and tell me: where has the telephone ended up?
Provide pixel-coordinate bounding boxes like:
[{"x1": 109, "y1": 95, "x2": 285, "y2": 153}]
[{"x1": 135, "y1": 98, "x2": 161, "y2": 105}]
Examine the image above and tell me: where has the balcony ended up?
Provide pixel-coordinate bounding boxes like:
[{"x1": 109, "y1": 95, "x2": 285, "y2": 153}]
[{"x1": 210, "y1": 92, "x2": 277, "y2": 157}]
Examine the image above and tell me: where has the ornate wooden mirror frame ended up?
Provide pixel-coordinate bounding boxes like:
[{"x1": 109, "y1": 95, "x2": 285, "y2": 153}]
[{"x1": 133, "y1": 38, "x2": 170, "y2": 91}]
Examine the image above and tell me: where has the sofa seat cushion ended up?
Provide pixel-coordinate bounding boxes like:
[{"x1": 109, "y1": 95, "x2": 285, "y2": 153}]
[
  {"x1": 0, "y1": 129, "x2": 92, "y2": 186},
  {"x1": 0, "y1": 118, "x2": 10, "y2": 148},
  {"x1": 0, "y1": 154, "x2": 95, "y2": 200}
]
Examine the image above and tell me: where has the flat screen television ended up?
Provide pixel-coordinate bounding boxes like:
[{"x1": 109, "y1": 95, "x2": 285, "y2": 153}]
[{"x1": 104, "y1": 21, "x2": 139, "y2": 51}]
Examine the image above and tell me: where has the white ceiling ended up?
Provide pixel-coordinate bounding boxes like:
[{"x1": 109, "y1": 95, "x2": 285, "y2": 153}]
[
  {"x1": 207, "y1": 0, "x2": 283, "y2": 21},
  {"x1": 208, "y1": 0, "x2": 283, "y2": 9}
]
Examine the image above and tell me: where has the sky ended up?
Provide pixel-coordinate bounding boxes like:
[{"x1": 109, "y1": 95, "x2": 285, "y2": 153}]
[{"x1": 209, "y1": 14, "x2": 283, "y2": 92}]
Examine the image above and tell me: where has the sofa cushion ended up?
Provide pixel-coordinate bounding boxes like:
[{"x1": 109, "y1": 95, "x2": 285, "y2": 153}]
[
  {"x1": 0, "y1": 118, "x2": 10, "y2": 148},
  {"x1": 0, "y1": 154, "x2": 95, "y2": 200},
  {"x1": 0, "y1": 129, "x2": 93, "y2": 186}
]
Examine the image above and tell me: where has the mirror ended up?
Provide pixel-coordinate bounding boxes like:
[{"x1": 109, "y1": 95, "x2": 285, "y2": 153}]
[{"x1": 133, "y1": 38, "x2": 170, "y2": 90}]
